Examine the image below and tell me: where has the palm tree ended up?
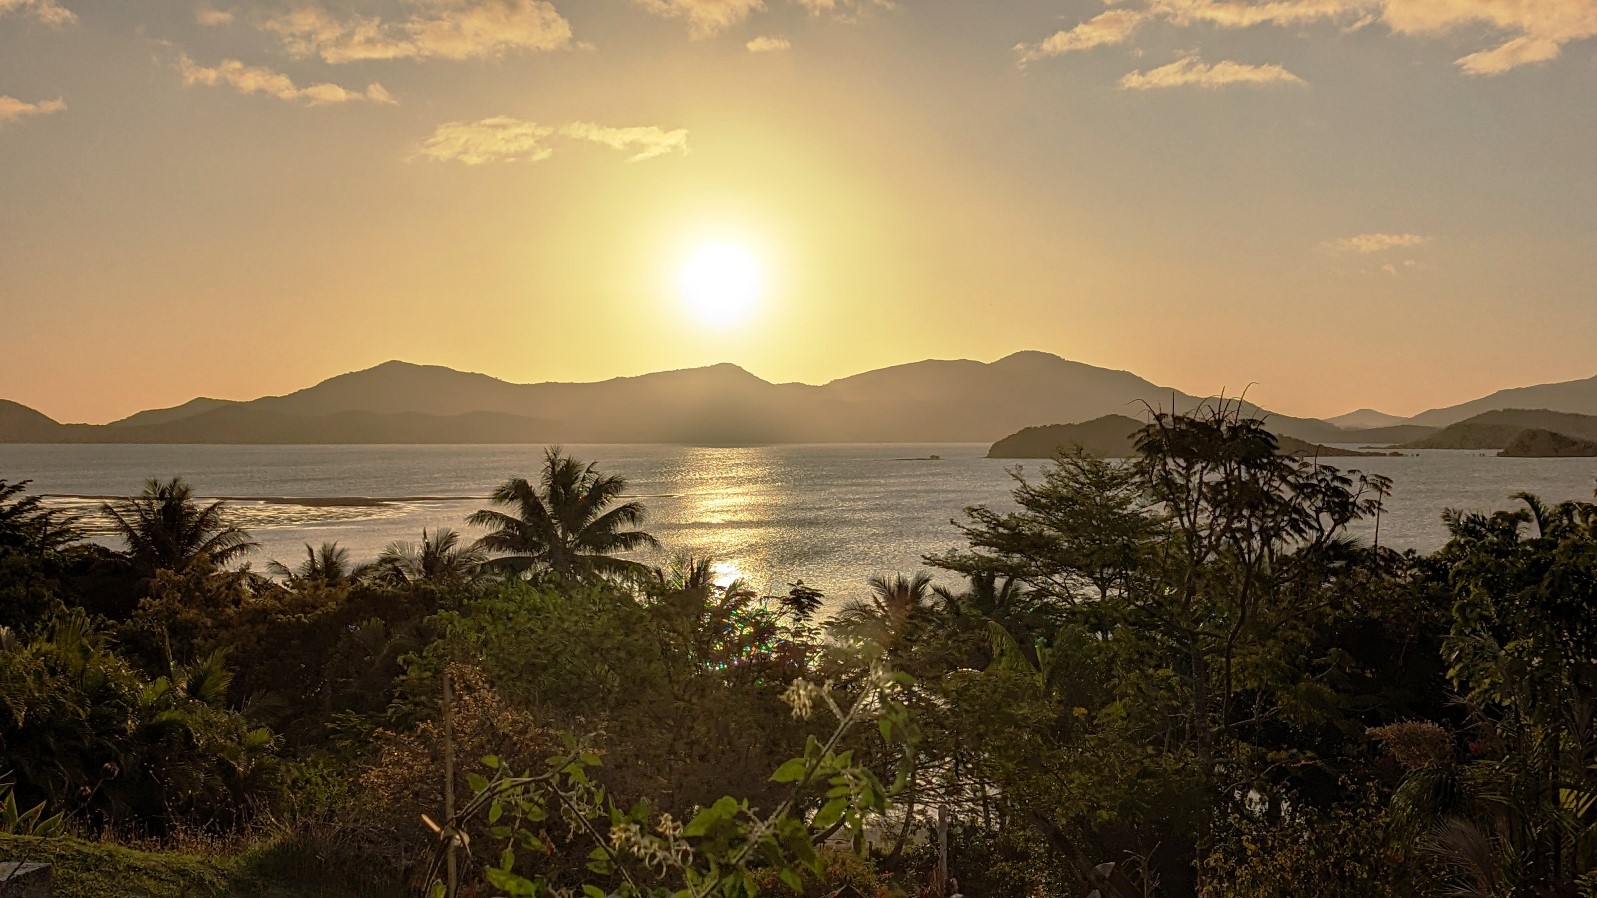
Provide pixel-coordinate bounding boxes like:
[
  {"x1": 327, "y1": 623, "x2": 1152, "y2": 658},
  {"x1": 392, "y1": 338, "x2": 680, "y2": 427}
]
[
  {"x1": 372, "y1": 528, "x2": 485, "y2": 588},
  {"x1": 266, "y1": 541, "x2": 366, "y2": 587},
  {"x1": 934, "y1": 572, "x2": 1052, "y2": 664},
  {"x1": 101, "y1": 477, "x2": 256, "y2": 572},
  {"x1": 468, "y1": 448, "x2": 658, "y2": 582},
  {"x1": 830, "y1": 571, "x2": 940, "y2": 651},
  {"x1": 0, "y1": 478, "x2": 79, "y2": 556}
]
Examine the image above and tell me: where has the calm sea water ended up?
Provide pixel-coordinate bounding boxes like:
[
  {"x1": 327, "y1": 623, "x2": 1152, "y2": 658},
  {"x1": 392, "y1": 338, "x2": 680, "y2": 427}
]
[{"x1": 3, "y1": 444, "x2": 1595, "y2": 601}]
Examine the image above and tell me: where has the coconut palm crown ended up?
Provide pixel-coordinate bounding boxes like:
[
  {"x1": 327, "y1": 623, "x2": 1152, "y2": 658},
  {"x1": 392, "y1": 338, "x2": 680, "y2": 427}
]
[
  {"x1": 373, "y1": 528, "x2": 485, "y2": 588},
  {"x1": 468, "y1": 448, "x2": 658, "y2": 581},
  {"x1": 101, "y1": 477, "x2": 256, "y2": 572}
]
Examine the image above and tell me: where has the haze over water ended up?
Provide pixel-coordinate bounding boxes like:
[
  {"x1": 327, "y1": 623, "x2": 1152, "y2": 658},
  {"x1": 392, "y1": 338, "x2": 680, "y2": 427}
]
[{"x1": 6, "y1": 443, "x2": 1595, "y2": 602}]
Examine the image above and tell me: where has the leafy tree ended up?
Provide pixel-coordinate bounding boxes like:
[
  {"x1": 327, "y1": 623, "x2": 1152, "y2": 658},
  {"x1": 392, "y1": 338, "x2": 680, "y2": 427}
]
[
  {"x1": 830, "y1": 572, "x2": 940, "y2": 661},
  {"x1": 100, "y1": 477, "x2": 256, "y2": 573},
  {"x1": 0, "y1": 478, "x2": 78, "y2": 556},
  {"x1": 468, "y1": 448, "x2": 658, "y2": 582},
  {"x1": 1387, "y1": 493, "x2": 1597, "y2": 893}
]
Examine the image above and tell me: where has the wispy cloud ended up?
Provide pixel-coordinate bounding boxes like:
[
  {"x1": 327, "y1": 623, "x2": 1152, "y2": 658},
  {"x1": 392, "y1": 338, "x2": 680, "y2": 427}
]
[
  {"x1": 414, "y1": 116, "x2": 690, "y2": 164},
  {"x1": 413, "y1": 116, "x2": 554, "y2": 164},
  {"x1": 0, "y1": 95, "x2": 66, "y2": 127},
  {"x1": 634, "y1": 0, "x2": 887, "y2": 36},
  {"x1": 745, "y1": 34, "x2": 791, "y2": 52},
  {"x1": 259, "y1": 0, "x2": 572, "y2": 63},
  {"x1": 179, "y1": 56, "x2": 397, "y2": 106},
  {"x1": 1119, "y1": 55, "x2": 1306, "y2": 89},
  {"x1": 1380, "y1": 258, "x2": 1428, "y2": 275},
  {"x1": 1455, "y1": 35, "x2": 1563, "y2": 74},
  {"x1": 1020, "y1": 0, "x2": 1597, "y2": 76},
  {"x1": 558, "y1": 122, "x2": 690, "y2": 161},
  {"x1": 1319, "y1": 232, "x2": 1431, "y2": 254},
  {"x1": 1016, "y1": 9, "x2": 1148, "y2": 64},
  {"x1": 632, "y1": 0, "x2": 764, "y2": 38},
  {"x1": 194, "y1": 4, "x2": 234, "y2": 26},
  {"x1": 0, "y1": 0, "x2": 74, "y2": 26}
]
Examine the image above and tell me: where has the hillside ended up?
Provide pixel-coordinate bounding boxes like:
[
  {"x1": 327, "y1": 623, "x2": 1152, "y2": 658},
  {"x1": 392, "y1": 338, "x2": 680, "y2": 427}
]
[
  {"x1": 1402, "y1": 409, "x2": 1597, "y2": 450},
  {"x1": 1, "y1": 352, "x2": 1356, "y2": 446},
  {"x1": 987, "y1": 415, "x2": 1396, "y2": 459},
  {"x1": 1499, "y1": 429, "x2": 1597, "y2": 458},
  {"x1": 0, "y1": 399, "x2": 65, "y2": 441},
  {"x1": 985, "y1": 415, "x2": 1144, "y2": 458},
  {"x1": 109, "y1": 397, "x2": 240, "y2": 428},
  {"x1": 1409, "y1": 374, "x2": 1597, "y2": 427}
]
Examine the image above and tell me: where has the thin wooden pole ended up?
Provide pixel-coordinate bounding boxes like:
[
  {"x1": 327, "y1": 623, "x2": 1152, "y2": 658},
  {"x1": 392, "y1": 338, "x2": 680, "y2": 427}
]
[{"x1": 443, "y1": 667, "x2": 458, "y2": 898}]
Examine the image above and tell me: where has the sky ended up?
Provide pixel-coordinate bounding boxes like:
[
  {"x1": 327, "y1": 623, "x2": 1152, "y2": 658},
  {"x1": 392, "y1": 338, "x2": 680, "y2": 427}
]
[{"x1": 2, "y1": 0, "x2": 1595, "y2": 425}]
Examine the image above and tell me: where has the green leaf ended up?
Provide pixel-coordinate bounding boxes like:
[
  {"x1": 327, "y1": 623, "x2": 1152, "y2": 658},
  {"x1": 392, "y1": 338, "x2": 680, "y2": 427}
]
[
  {"x1": 771, "y1": 757, "x2": 808, "y2": 784},
  {"x1": 811, "y1": 797, "x2": 848, "y2": 830},
  {"x1": 779, "y1": 868, "x2": 804, "y2": 893},
  {"x1": 467, "y1": 772, "x2": 489, "y2": 793},
  {"x1": 481, "y1": 754, "x2": 500, "y2": 769}
]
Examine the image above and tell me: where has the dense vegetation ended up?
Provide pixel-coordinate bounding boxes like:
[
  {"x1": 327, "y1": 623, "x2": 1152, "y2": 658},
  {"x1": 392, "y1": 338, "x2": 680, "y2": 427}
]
[{"x1": 4, "y1": 415, "x2": 1597, "y2": 897}]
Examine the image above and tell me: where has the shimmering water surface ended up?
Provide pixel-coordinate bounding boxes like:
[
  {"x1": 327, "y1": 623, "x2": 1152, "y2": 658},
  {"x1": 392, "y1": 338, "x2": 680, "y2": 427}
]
[{"x1": 4, "y1": 443, "x2": 1595, "y2": 600}]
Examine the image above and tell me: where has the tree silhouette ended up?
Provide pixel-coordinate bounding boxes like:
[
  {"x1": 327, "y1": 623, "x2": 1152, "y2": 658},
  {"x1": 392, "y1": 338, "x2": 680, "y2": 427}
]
[
  {"x1": 101, "y1": 477, "x2": 256, "y2": 572},
  {"x1": 468, "y1": 448, "x2": 658, "y2": 582},
  {"x1": 373, "y1": 528, "x2": 485, "y2": 588}
]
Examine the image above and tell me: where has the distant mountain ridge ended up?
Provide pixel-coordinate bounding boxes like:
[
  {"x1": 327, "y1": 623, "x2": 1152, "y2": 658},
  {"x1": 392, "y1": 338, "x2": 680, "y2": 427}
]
[
  {"x1": 2, "y1": 353, "x2": 1353, "y2": 446},
  {"x1": 2, "y1": 353, "x2": 1593, "y2": 447},
  {"x1": 1407, "y1": 374, "x2": 1597, "y2": 427},
  {"x1": 1326, "y1": 408, "x2": 1409, "y2": 429}
]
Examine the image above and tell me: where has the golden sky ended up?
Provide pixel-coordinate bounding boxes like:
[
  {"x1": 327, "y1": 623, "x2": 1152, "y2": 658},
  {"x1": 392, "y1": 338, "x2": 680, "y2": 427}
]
[{"x1": 3, "y1": 0, "x2": 1595, "y2": 424}]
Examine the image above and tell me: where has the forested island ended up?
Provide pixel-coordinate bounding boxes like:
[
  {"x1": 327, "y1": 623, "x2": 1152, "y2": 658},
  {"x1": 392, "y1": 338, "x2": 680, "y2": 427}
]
[
  {"x1": 6, "y1": 406, "x2": 1597, "y2": 896},
  {"x1": 1399, "y1": 408, "x2": 1597, "y2": 455},
  {"x1": 986, "y1": 413, "x2": 1401, "y2": 458}
]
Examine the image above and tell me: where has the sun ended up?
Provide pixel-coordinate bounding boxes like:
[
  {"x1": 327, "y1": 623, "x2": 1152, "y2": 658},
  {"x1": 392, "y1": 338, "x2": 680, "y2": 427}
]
[{"x1": 678, "y1": 242, "x2": 761, "y2": 328}]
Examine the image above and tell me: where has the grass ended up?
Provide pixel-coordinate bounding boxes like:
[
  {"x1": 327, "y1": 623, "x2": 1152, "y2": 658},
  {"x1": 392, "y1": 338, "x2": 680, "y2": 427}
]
[{"x1": 0, "y1": 832, "x2": 387, "y2": 898}]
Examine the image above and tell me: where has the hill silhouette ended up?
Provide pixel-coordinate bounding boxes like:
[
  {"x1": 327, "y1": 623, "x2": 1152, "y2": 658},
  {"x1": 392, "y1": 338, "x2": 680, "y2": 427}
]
[
  {"x1": 1401, "y1": 409, "x2": 1597, "y2": 451},
  {"x1": 1499, "y1": 429, "x2": 1597, "y2": 458},
  {"x1": 1327, "y1": 408, "x2": 1409, "y2": 429},
  {"x1": 2, "y1": 353, "x2": 1368, "y2": 446},
  {"x1": 1408, "y1": 374, "x2": 1597, "y2": 427}
]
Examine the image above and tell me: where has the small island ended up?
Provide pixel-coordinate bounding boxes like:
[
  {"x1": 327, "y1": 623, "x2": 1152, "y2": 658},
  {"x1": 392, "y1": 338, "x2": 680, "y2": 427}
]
[
  {"x1": 1399, "y1": 409, "x2": 1597, "y2": 457},
  {"x1": 988, "y1": 414, "x2": 1400, "y2": 459},
  {"x1": 1499, "y1": 428, "x2": 1597, "y2": 458}
]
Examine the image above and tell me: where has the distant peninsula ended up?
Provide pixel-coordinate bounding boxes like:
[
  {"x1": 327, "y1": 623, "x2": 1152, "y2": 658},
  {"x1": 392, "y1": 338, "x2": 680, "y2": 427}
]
[
  {"x1": 987, "y1": 415, "x2": 1399, "y2": 459},
  {"x1": 1498, "y1": 429, "x2": 1597, "y2": 458},
  {"x1": 1401, "y1": 409, "x2": 1597, "y2": 456}
]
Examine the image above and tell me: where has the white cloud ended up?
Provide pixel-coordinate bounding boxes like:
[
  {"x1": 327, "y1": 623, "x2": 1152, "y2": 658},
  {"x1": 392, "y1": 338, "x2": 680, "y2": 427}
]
[
  {"x1": 1118, "y1": 55, "x2": 1306, "y2": 88},
  {"x1": 1319, "y1": 232, "x2": 1431, "y2": 254},
  {"x1": 1023, "y1": 0, "x2": 1597, "y2": 76},
  {"x1": 0, "y1": 0, "x2": 74, "y2": 26},
  {"x1": 414, "y1": 117, "x2": 690, "y2": 164},
  {"x1": 745, "y1": 34, "x2": 791, "y2": 52},
  {"x1": 0, "y1": 95, "x2": 65, "y2": 127},
  {"x1": 259, "y1": 0, "x2": 572, "y2": 63},
  {"x1": 179, "y1": 56, "x2": 397, "y2": 106},
  {"x1": 1016, "y1": 9, "x2": 1148, "y2": 63},
  {"x1": 558, "y1": 121, "x2": 690, "y2": 160}
]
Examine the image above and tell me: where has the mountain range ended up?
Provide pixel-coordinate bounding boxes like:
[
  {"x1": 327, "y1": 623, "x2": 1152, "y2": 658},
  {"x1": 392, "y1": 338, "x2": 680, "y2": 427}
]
[{"x1": 3, "y1": 352, "x2": 1596, "y2": 446}]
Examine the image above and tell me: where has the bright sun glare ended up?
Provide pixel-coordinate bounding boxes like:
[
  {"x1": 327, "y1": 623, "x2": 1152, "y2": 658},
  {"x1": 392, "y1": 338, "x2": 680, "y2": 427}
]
[{"x1": 678, "y1": 242, "x2": 761, "y2": 328}]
